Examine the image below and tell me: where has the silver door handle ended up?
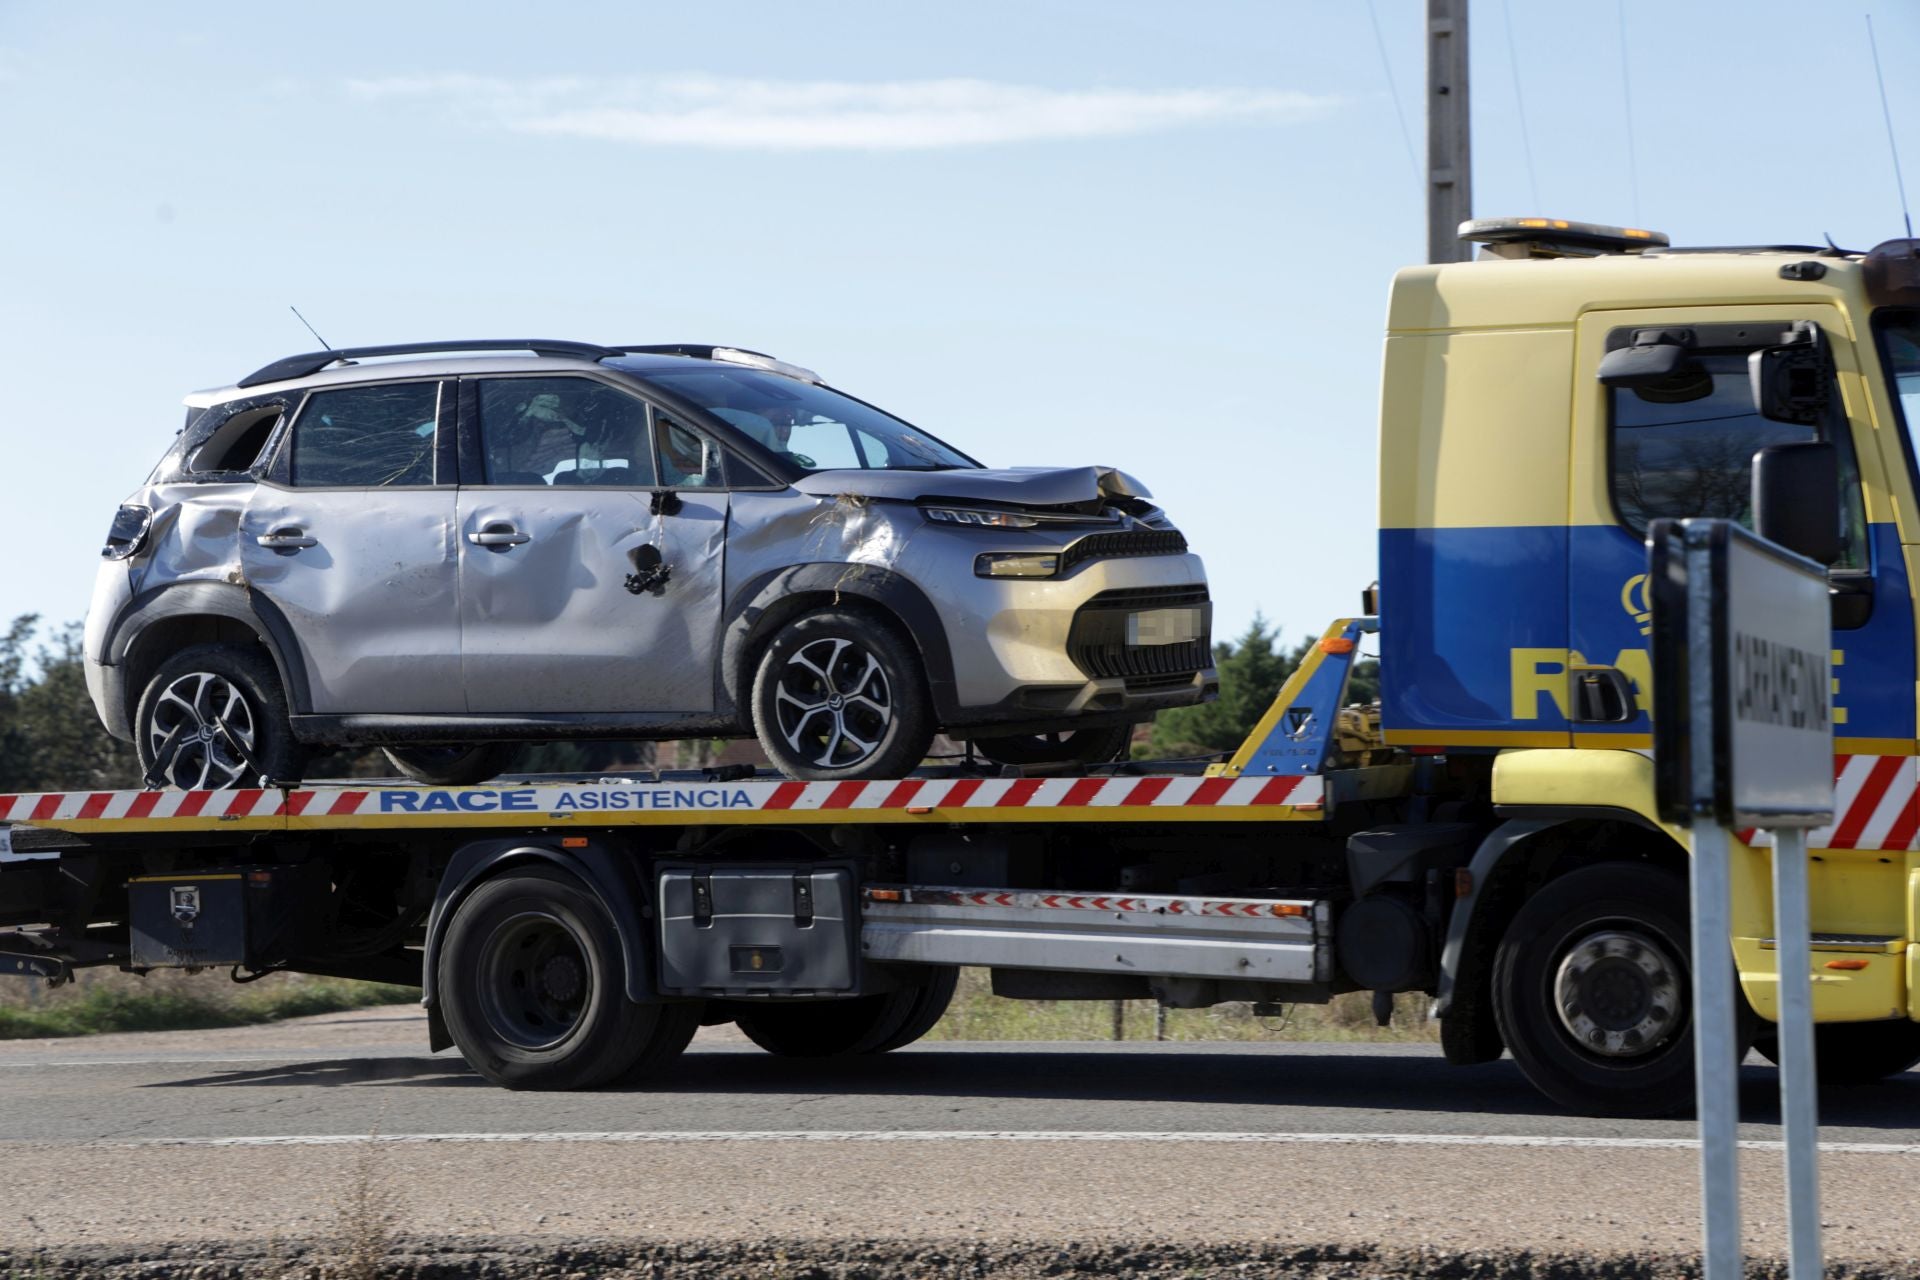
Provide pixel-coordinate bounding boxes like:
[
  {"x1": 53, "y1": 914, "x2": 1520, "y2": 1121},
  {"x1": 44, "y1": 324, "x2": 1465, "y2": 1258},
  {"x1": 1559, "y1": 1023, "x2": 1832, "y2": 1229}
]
[
  {"x1": 254, "y1": 529, "x2": 317, "y2": 549},
  {"x1": 468, "y1": 528, "x2": 531, "y2": 547}
]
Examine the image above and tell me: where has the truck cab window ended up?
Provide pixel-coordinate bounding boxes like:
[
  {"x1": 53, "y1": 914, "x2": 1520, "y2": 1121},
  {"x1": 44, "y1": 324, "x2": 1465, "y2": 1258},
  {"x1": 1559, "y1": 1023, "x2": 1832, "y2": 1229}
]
[{"x1": 1608, "y1": 346, "x2": 1867, "y2": 570}]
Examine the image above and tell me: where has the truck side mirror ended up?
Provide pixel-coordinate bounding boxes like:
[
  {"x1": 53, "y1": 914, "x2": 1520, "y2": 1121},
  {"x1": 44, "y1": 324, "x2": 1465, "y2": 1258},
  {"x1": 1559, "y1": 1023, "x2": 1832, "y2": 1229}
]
[
  {"x1": 1750, "y1": 321, "x2": 1833, "y2": 426},
  {"x1": 1752, "y1": 441, "x2": 1841, "y2": 566},
  {"x1": 1598, "y1": 341, "x2": 1688, "y2": 387}
]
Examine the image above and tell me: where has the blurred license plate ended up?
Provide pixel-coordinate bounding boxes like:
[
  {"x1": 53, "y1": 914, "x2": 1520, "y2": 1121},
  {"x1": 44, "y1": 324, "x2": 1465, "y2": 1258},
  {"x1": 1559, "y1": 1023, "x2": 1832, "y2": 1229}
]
[{"x1": 1127, "y1": 607, "x2": 1203, "y2": 646}]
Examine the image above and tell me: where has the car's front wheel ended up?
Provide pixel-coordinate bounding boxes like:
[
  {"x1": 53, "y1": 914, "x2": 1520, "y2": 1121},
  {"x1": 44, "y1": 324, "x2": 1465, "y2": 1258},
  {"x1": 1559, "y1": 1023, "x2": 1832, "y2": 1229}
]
[
  {"x1": 750, "y1": 608, "x2": 934, "y2": 781},
  {"x1": 134, "y1": 644, "x2": 305, "y2": 789}
]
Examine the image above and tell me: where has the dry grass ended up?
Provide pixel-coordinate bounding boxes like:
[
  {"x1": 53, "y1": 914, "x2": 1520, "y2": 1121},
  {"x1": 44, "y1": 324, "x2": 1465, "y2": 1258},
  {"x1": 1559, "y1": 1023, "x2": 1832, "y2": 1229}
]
[
  {"x1": 330, "y1": 1136, "x2": 402, "y2": 1280},
  {"x1": 0, "y1": 967, "x2": 418, "y2": 1039},
  {"x1": 925, "y1": 968, "x2": 1441, "y2": 1043}
]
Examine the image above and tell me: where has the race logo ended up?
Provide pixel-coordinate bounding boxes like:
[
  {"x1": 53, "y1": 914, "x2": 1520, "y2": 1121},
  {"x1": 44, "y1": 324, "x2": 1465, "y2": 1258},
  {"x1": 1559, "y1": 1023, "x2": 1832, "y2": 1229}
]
[
  {"x1": 170, "y1": 886, "x2": 202, "y2": 927},
  {"x1": 1285, "y1": 707, "x2": 1315, "y2": 740},
  {"x1": 1621, "y1": 574, "x2": 1652, "y2": 636}
]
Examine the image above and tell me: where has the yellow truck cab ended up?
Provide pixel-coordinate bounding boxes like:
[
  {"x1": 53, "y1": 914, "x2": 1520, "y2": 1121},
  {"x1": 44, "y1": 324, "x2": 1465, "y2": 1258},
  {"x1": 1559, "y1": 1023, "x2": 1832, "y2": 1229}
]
[{"x1": 1379, "y1": 218, "x2": 1920, "y2": 1093}]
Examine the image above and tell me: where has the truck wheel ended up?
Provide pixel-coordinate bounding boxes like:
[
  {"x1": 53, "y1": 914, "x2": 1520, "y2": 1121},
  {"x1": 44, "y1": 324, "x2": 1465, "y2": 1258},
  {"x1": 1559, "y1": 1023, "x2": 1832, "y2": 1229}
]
[
  {"x1": 135, "y1": 644, "x2": 305, "y2": 789},
  {"x1": 971, "y1": 724, "x2": 1133, "y2": 767},
  {"x1": 733, "y1": 967, "x2": 958, "y2": 1057},
  {"x1": 1753, "y1": 1020, "x2": 1920, "y2": 1085},
  {"x1": 751, "y1": 608, "x2": 934, "y2": 781},
  {"x1": 439, "y1": 867, "x2": 697, "y2": 1090},
  {"x1": 383, "y1": 743, "x2": 518, "y2": 786},
  {"x1": 1492, "y1": 863, "x2": 1714, "y2": 1117}
]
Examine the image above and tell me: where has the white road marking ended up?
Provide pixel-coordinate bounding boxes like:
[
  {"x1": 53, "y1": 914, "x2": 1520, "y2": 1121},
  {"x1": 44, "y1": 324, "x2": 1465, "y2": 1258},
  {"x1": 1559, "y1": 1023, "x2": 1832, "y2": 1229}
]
[{"x1": 117, "y1": 1130, "x2": 1920, "y2": 1155}]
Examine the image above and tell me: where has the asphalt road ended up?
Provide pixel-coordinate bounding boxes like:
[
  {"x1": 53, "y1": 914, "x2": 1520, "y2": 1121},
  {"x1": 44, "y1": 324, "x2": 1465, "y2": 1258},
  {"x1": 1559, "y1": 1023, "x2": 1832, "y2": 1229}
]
[{"x1": 1, "y1": 1007, "x2": 1917, "y2": 1264}]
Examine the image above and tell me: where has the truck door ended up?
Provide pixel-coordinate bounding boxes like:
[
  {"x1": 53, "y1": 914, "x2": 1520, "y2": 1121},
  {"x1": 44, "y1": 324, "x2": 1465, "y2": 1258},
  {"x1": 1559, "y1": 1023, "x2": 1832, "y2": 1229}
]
[
  {"x1": 1568, "y1": 306, "x2": 1916, "y2": 826},
  {"x1": 455, "y1": 375, "x2": 728, "y2": 715}
]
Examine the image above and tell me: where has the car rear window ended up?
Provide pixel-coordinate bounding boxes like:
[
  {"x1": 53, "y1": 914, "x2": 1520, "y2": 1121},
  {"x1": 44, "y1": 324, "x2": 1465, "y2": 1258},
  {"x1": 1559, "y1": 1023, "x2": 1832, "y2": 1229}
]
[{"x1": 290, "y1": 383, "x2": 439, "y2": 487}]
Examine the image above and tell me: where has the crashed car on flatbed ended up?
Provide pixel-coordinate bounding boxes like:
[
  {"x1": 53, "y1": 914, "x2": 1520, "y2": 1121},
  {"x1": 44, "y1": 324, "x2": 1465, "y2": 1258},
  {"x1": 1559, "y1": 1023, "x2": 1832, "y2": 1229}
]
[{"x1": 84, "y1": 340, "x2": 1217, "y2": 785}]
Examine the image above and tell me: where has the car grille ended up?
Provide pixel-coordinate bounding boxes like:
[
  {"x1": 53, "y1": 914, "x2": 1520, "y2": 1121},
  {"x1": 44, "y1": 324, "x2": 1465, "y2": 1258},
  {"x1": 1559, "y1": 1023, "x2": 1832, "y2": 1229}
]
[
  {"x1": 1058, "y1": 528, "x2": 1189, "y2": 574},
  {"x1": 1067, "y1": 586, "x2": 1214, "y2": 682}
]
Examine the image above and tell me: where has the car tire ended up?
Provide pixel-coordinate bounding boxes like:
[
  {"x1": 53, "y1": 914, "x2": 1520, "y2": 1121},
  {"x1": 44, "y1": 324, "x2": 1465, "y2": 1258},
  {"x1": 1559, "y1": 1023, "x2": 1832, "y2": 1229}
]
[
  {"x1": 750, "y1": 608, "x2": 934, "y2": 781},
  {"x1": 971, "y1": 724, "x2": 1134, "y2": 768},
  {"x1": 134, "y1": 643, "x2": 305, "y2": 789},
  {"x1": 1492, "y1": 863, "x2": 1731, "y2": 1117},
  {"x1": 438, "y1": 867, "x2": 696, "y2": 1090},
  {"x1": 731, "y1": 967, "x2": 958, "y2": 1057},
  {"x1": 1753, "y1": 1019, "x2": 1920, "y2": 1085},
  {"x1": 383, "y1": 743, "x2": 518, "y2": 787}
]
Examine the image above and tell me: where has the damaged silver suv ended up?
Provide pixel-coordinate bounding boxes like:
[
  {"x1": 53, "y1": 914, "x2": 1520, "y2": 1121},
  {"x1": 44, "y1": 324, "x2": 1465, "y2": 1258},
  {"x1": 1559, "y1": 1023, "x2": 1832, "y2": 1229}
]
[{"x1": 84, "y1": 340, "x2": 1216, "y2": 785}]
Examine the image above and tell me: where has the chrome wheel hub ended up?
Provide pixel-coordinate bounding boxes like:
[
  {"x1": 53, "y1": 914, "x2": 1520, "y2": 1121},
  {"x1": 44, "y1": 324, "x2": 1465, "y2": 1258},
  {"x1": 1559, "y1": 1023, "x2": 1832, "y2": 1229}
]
[
  {"x1": 774, "y1": 637, "x2": 893, "y2": 769},
  {"x1": 1553, "y1": 929, "x2": 1683, "y2": 1059},
  {"x1": 147, "y1": 671, "x2": 257, "y2": 790}
]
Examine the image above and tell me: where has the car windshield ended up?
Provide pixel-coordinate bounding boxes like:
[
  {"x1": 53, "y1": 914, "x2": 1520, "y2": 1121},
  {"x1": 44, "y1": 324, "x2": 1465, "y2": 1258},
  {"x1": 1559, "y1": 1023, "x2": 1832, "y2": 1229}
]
[{"x1": 640, "y1": 367, "x2": 976, "y2": 472}]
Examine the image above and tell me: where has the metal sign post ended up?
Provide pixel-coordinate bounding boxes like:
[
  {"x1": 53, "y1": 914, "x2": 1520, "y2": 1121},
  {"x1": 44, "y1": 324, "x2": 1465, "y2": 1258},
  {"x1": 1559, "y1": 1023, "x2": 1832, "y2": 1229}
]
[{"x1": 1650, "y1": 518, "x2": 1833, "y2": 1280}]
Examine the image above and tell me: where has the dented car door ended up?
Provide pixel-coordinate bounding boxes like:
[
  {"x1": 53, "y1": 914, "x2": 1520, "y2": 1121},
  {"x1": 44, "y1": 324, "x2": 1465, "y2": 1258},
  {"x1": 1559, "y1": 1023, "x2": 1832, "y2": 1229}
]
[
  {"x1": 238, "y1": 379, "x2": 466, "y2": 714},
  {"x1": 456, "y1": 377, "x2": 728, "y2": 715}
]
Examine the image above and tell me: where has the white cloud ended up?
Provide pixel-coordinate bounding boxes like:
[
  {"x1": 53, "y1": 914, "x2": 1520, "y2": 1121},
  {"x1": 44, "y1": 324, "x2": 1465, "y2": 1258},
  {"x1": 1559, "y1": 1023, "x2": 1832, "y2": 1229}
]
[{"x1": 345, "y1": 74, "x2": 1336, "y2": 150}]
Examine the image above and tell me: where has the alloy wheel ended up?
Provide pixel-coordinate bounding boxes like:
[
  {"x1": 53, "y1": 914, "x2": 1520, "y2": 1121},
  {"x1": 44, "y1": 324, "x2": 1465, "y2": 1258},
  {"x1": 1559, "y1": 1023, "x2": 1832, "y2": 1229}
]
[
  {"x1": 773, "y1": 637, "x2": 894, "y2": 769},
  {"x1": 1552, "y1": 928, "x2": 1684, "y2": 1059},
  {"x1": 147, "y1": 670, "x2": 258, "y2": 790}
]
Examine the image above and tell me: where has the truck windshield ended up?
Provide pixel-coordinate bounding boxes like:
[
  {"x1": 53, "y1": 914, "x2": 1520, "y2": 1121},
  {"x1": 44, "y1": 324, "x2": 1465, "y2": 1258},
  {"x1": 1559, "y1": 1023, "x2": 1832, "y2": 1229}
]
[
  {"x1": 1879, "y1": 312, "x2": 1920, "y2": 456},
  {"x1": 641, "y1": 367, "x2": 977, "y2": 473}
]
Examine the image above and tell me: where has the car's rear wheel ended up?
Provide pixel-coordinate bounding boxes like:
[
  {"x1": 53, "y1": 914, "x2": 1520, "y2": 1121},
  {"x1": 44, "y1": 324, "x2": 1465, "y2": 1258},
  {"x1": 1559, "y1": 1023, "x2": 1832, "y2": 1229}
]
[
  {"x1": 971, "y1": 724, "x2": 1134, "y2": 768},
  {"x1": 383, "y1": 743, "x2": 518, "y2": 787},
  {"x1": 750, "y1": 608, "x2": 934, "y2": 781},
  {"x1": 134, "y1": 644, "x2": 305, "y2": 789}
]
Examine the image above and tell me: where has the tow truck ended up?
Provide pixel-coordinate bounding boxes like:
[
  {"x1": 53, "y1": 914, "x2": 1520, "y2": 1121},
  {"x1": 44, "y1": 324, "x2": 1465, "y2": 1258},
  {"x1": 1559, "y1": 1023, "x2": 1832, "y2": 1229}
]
[{"x1": 6, "y1": 218, "x2": 1920, "y2": 1116}]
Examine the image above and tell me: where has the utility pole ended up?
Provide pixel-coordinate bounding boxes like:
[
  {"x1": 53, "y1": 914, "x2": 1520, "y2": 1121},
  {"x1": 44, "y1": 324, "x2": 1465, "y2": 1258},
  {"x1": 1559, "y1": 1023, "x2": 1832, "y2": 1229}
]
[{"x1": 1426, "y1": 0, "x2": 1472, "y2": 263}]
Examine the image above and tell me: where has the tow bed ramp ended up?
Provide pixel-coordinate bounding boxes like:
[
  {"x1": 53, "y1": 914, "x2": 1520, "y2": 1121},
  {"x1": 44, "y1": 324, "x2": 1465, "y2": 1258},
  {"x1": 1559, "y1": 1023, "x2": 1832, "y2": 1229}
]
[{"x1": 0, "y1": 772, "x2": 1323, "y2": 841}]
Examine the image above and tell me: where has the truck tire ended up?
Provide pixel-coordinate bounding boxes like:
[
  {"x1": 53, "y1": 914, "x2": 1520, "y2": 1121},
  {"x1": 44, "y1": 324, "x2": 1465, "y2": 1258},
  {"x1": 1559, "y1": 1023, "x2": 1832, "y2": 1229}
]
[
  {"x1": 751, "y1": 608, "x2": 934, "y2": 781},
  {"x1": 971, "y1": 725, "x2": 1133, "y2": 768},
  {"x1": 732, "y1": 967, "x2": 958, "y2": 1057},
  {"x1": 1492, "y1": 863, "x2": 1717, "y2": 1117},
  {"x1": 383, "y1": 743, "x2": 518, "y2": 787},
  {"x1": 1753, "y1": 1020, "x2": 1920, "y2": 1085},
  {"x1": 135, "y1": 643, "x2": 305, "y2": 789},
  {"x1": 439, "y1": 867, "x2": 697, "y2": 1090}
]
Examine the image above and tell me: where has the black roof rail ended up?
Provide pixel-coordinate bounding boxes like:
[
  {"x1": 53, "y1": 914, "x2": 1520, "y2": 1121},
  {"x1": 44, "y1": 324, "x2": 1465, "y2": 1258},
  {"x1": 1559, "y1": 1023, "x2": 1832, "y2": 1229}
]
[{"x1": 236, "y1": 339, "x2": 623, "y2": 388}]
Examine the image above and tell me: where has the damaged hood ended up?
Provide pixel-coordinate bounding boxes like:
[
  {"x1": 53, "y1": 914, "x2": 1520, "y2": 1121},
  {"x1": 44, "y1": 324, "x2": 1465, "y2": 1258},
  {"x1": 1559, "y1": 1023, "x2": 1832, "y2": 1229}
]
[{"x1": 790, "y1": 465, "x2": 1151, "y2": 507}]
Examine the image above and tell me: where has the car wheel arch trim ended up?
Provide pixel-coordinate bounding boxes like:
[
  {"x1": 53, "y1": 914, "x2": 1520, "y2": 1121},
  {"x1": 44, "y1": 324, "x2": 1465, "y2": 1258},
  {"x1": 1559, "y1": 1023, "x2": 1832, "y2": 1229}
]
[
  {"x1": 109, "y1": 580, "x2": 312, "y2": 718},
  {"x1": 718, "y1": 563, "x2": 958, "y2": 722}
]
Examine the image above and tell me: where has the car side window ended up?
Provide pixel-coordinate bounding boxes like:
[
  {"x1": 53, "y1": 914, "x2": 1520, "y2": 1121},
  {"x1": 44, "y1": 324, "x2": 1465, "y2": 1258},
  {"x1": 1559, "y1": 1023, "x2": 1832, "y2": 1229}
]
[
  {"x1": 1607, "y1": 342, "x2": 1868, "y2": 570},
  {"x1": 655, "y1": 415, "x2": 726, "y2": 487},
  {"x1": 475, "y1": 377, "x2": 657, "y2": 487},
  {"x1": 290, "y1": 383, "x2": 439, "y2": 487}
]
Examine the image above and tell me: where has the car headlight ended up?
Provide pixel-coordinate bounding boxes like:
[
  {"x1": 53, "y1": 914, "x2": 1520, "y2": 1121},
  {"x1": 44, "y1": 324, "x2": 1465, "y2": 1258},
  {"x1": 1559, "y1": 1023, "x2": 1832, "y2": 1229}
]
[
  {"x1": 923, "y1": 505, "x2": 1039, "y2": 529},
  {"x1": 975, "y1": 552, "x2": 1060, "y2": 579},
  {"x1": 101, "y1": 504, "x2": 153, "y2": 560}
]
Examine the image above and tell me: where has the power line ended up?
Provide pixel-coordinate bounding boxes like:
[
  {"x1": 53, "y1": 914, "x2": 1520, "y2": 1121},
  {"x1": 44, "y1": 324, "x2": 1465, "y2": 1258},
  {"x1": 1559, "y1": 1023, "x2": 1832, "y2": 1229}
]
[
  {"x1": 1366, "y1": 0, "x2": 1420, "y2": 187},
  {"x1": 1501, "y1": 0, "x2": 1542, "y2": 210},
  {"x1": 1867, "y1": 13, "x2": 1915, "y2": 239},
  {"x1": 1617, "y1": 0, "x2": 1641, "y2": 225}
]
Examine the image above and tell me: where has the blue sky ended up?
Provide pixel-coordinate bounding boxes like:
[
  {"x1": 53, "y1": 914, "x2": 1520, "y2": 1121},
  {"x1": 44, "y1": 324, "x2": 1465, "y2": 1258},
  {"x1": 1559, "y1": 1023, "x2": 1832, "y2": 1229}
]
[{"x1": 2, "y1": 0, "x2": 1916, "y2": 655}]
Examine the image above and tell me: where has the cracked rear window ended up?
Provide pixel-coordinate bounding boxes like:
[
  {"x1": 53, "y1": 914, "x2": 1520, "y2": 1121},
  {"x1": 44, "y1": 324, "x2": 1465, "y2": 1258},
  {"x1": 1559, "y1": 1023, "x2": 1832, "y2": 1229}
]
[{"x1": 290, "y1": 383, "x2": 439, "y2": 487}]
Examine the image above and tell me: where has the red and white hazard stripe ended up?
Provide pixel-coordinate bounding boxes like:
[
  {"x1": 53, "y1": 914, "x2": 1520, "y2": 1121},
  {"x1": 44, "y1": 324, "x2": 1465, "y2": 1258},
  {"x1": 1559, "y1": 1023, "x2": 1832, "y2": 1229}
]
[
  {"x1": 869, "y1": 885, "x2": 1315, "y2": 920},
  {"x1": 1740, "y1": 754, "x2": 1917, "y2": 851},
  {"x1": 751, "y1": 773, "x2": 1316, "y2": 813},
  {"x1": 0, "y1": 788, "x2": 284, "y2": 824}
]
